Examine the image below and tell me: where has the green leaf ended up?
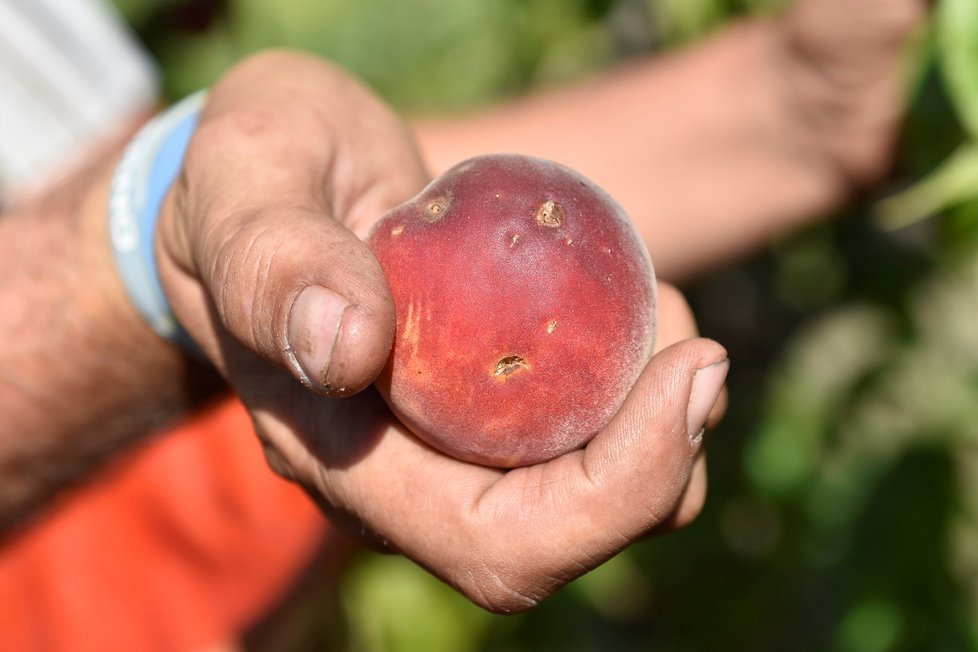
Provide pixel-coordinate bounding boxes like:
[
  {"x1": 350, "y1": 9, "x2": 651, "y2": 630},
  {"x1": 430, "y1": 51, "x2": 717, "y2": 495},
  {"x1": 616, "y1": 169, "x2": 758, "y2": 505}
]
[
  {"x1": 938, "y1": 0, "x2": 978, "y2": 138},
  {"x1": 646, "y1": 0, "x2": 727, "y2": 43},
  {"x1": 342, "y1": 553, "x2": 495, "y2": 652},
  {"x1": 876, "y1": 143, "x2": 978, "y2": 230}
]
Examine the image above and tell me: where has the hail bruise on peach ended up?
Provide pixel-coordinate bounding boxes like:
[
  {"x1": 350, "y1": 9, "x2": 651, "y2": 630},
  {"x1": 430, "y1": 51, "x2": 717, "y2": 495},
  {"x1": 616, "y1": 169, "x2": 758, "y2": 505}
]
[{"x1": 368, "y1": 154, "x2": 657, "y2": 468}]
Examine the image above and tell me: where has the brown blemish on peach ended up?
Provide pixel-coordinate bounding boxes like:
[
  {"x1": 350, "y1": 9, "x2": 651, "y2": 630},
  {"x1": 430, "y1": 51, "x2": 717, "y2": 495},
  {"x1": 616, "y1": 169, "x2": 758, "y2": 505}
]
[
  {"x1": 535, "y1": 199, "x2": 564, "y2": 227},
  {"x1": 493, "y1": 355, "x2": 529, "y2": 377},
  {"x1": 391, "y1": 225, "x2": 405, "y2": 237},
  {"x1": 424, "y1": 197, "x2": 450, "y2": 222},
  {"x1": 510, "y1": 234, "x2": 521, "y2": 247},
  {"x1": 546, "y1": 320, "x2": 557, "y2": 334}
]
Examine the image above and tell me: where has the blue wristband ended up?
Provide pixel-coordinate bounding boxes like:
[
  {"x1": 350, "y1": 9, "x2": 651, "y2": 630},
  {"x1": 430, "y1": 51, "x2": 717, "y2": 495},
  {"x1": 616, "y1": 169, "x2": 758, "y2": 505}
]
[{"x1": 108, "y1": 91, "x2": 206, "y2": 353}]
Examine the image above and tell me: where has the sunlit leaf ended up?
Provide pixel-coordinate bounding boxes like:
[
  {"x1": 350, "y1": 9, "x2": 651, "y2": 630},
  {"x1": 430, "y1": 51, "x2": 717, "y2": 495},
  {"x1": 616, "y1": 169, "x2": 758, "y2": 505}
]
[{"x1": 938, "y1": 0, "x2": 978, "y2": 139}]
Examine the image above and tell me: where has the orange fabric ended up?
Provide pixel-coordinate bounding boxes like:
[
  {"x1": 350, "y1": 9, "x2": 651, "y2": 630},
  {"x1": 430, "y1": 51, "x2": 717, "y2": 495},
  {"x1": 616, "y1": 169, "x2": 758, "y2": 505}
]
[{"x1": 0, "y1": 397, "x2": 328, "y2": 652}]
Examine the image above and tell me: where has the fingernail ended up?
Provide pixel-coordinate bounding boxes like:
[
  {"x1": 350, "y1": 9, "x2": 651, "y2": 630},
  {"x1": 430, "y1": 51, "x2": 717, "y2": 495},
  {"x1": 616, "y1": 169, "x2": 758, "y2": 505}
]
[
  {"x1": 687, "y1": 359, "x2": 729, "y2": 446},
  {"x1": 288, "y1": 285, "x2": 349, "y2": 389}
]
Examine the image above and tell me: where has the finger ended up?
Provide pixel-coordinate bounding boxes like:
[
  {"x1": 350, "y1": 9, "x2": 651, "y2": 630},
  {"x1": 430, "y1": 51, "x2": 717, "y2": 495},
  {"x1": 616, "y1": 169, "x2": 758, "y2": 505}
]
[
  {"x1": 466, "y1": 338, "x2": 728, "y2": 611},
  {"x1": 709, "y1": 383, "x2": 728, "y2": 429},
  {"x1": 650, "y1": 284, "x2": 724, "y2": 531},
  {"x1": 653, "y1": 453, "x2": 708, "y2": 533},
  {"x1": 654, "y1": 281, "x2": 698, "y2": 353},
  {"x1": 571, "y1": 338, "x2": 727, "y2": 530},
  {"x1": 647, "y1": 285, "x2": 718, "y2": 532},
  {"x1": 656, "y1": 280, "x2": 729, "y2": 429}
]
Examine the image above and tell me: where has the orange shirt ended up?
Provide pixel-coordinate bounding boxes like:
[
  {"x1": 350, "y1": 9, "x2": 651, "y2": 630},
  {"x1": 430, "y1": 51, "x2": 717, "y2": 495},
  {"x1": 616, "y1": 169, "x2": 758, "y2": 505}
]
[{"x1": 0, "y1": 397, "x2": 330, "y2": 652}]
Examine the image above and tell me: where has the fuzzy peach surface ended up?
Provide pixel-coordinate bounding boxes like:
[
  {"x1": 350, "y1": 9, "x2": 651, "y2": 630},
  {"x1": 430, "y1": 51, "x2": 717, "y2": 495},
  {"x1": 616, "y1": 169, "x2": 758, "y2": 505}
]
[{"x1": 369, "y1": 154, "x2": 656, "y2": 468}]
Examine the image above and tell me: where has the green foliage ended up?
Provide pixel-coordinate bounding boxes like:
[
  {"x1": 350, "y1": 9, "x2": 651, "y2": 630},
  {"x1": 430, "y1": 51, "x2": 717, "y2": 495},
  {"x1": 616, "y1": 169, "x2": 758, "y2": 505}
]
[
  {"x1": 341, "y1": 555, "x2": 496, "y2": 652},
  {"x1": 109, "y1": 0, "x2": 174, "y2": 29},
  {"x1": 126, "y1": 0, "x2": 617, "y2": 111},
  {"x1": 116, "y1": 0, "x2": 978, "y2": 649},
  {"x1": 879, "y1": 0, "x2": 978, "y2": 229},
  {"x1": 938, "y1": 0, "x2": 978, "y2": 139},
  {"x1": 645, "y1": 0, "x2": 786, "y2": 45}
]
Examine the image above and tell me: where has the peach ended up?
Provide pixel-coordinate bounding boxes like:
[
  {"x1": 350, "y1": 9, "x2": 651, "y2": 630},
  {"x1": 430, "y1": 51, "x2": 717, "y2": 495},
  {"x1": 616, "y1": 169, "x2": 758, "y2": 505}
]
[{"x1": 368, "y1": 154, "x2": 656, "y2": 468}]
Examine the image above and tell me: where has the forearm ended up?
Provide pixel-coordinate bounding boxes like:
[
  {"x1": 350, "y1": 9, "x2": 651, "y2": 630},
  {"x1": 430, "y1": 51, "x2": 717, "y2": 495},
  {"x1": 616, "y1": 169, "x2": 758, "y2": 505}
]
[
  {"x1": 415, "y1": 17, "x2": 907, "y2": 281},
  {"x1": 0, "y1": 136, "x2": 221, "y2": 534}
]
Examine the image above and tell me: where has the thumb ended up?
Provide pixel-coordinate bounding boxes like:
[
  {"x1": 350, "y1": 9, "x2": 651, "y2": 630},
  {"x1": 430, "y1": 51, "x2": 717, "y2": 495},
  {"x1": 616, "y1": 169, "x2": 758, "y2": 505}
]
[
  {"x1": 164, "y1": 204, "x2": 396, "y2": 396},
  {"x1": 577, "y1": 337, "x2": 729, "y2": 534},
  {"x1": 150, "y1": 51, "x2": 430, "y2": 395},
  {"x1": 282, "y1": 213, "x2": 395, "y2": 394}
]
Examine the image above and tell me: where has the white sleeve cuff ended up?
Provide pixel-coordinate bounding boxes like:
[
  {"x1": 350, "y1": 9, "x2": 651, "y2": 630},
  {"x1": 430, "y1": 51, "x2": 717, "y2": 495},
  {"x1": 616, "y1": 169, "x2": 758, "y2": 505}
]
[{"x1": 0, "y1": 0, "x2": 159, "y2": 199}]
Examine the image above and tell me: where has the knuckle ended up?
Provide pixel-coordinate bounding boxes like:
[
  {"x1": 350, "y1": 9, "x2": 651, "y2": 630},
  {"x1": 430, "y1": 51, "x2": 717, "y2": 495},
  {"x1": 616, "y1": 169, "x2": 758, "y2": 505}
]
[
  {"x1": 233, "y1": 49, "x2": 307, "y2": 74},
  {"x1": 184, "y1": 110, "x2": 279, "y2": 179},
  {"x1": 201, "y1": 213, "x2": 290, "y2": 353},
  {"x1": 464, "y1": 567, "x2": 542, "y2": 615},
  {"x1": 260, "y1": 442, "x2": 297, "y2": 483},
  {"x1": 453, "y1": 553, "x2": 566, "y2": 614}
]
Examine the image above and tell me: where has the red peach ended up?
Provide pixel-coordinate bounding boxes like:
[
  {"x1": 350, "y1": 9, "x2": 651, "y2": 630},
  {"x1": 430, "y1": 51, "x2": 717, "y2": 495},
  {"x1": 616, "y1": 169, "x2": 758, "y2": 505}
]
[{"x1": 368, "y1": 154, "x2": 656, "y2": 468}]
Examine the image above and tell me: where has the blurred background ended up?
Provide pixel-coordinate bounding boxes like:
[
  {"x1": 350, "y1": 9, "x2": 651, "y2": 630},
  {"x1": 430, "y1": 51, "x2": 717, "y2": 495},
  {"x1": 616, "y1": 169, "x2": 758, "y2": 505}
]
[{"x1": 111, "y1": 0, "x2": 978, "y2": 649}]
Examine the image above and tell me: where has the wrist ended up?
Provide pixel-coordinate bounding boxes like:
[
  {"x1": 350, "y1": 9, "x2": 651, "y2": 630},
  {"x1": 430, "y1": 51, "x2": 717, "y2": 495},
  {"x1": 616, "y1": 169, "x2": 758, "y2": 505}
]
[
  {"x1": 109, "y1": 91, "x2": 207, "y2": 354},
  {"x1": 0, "y1": 143, "x2": 222, "y2": 532}
]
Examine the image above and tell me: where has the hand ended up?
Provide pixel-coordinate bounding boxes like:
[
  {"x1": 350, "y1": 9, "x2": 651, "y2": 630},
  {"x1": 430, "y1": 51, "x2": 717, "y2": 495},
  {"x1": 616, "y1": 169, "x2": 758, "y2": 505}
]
[
  {"x1": 156, "y1": 50, "x2": 728, "y2": 612},
  {"x1": 775, "y1": 0, "x2": 928, "y2": 183},
  {"x1": 267, "y1": 284, "x2": 726, "y2": 614}
]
